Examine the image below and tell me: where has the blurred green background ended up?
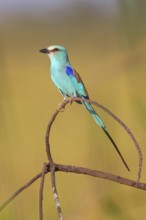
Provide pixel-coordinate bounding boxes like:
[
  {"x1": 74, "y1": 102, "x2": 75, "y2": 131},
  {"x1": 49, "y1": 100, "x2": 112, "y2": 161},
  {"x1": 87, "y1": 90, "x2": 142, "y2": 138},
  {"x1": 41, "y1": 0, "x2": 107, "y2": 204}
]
[{"x1": 0, "y1": 0, "x2": 146, "y2": 219}]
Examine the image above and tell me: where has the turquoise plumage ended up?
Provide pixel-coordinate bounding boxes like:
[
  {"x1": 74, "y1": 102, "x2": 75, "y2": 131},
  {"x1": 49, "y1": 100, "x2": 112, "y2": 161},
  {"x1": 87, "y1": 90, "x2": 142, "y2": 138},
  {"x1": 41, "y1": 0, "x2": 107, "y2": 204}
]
[{"x1": 39, "y1": 45, "x2": 129, "y2": 171}]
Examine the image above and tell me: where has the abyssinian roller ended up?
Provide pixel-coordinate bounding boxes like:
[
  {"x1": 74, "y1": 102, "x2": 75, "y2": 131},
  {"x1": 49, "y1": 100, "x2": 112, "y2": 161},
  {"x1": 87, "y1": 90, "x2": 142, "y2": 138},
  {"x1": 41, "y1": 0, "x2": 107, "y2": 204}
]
[{"x1": 39, "y1": 45, "x2": 130, "y2": 171}]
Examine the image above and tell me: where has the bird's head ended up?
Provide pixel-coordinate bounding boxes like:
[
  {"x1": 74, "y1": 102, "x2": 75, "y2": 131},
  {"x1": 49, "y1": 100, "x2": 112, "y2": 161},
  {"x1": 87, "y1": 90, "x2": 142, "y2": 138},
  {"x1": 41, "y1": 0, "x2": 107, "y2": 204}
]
[{"x1": 39, "y1": 45, "x2": 69, "y2": 64}]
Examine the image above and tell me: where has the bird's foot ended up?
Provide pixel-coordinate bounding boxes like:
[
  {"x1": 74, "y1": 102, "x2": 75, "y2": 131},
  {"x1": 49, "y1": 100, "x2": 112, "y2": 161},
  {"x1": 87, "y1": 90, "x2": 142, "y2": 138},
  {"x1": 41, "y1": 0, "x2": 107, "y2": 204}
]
[
  {"x1": 63, "y1": 97, "x2": 73, "y2": 105},
  {"x1": 57, "y1": 97, "x2": 73, "y2": 112},
  {"x1": 68, "y1": 98, "x2": 73, "y2": 105}
]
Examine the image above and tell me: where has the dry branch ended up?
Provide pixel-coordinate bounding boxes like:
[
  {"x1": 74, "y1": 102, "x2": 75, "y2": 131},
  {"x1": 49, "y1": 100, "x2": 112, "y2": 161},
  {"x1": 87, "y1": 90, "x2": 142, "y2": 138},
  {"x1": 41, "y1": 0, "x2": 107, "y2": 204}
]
[
  {"x1": 1, "y1": 163, "x2": 146, "y2": 213},
  {"x1": 0, "y1": 98, "x2": 144, "y2": 220}
]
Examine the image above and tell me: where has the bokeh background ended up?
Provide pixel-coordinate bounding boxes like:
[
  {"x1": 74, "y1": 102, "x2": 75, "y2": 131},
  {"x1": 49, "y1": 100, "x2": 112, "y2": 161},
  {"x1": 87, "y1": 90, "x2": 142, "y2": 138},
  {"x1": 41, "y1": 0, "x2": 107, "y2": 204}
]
[{"x1": 1, "y1": 0, "x2": 146, "y2": 219}]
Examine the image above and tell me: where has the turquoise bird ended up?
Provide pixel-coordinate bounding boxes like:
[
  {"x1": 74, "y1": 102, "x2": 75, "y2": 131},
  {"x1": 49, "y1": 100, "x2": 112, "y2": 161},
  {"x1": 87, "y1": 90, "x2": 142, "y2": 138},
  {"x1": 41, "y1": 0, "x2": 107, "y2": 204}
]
[{"x1": 39, "y1": 45, "x2": 129, "y2": 171}]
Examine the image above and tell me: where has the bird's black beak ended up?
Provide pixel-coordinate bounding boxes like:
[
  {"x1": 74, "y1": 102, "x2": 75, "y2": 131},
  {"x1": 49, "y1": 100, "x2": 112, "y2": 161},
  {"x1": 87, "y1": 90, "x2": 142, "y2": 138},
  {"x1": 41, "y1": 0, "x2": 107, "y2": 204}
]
[{"x1": 39, "y1": 48, "x2": 49, "y2": 54}]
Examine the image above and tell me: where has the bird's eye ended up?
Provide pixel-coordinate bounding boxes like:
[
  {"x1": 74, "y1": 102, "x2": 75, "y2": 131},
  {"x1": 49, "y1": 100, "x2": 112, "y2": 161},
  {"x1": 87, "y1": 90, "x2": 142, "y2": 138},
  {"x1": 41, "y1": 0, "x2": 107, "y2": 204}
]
[{"x1": 52, "y1": 48, "x2": 60, "y2": 52}]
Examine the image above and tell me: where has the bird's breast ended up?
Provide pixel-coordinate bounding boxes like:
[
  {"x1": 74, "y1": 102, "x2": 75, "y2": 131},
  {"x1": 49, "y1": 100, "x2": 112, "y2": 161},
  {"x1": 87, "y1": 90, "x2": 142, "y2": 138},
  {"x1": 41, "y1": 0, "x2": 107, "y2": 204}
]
[{"x1": 50, "y1": 67, "x2": 77, "y2": 97}]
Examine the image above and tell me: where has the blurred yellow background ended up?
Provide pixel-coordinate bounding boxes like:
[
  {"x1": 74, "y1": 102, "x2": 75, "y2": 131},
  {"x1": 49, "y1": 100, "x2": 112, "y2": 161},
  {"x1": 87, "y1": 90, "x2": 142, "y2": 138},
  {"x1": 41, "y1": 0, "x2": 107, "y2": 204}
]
[{"x1": 0, "y1": 0, "x2": 146, "y2": 219}]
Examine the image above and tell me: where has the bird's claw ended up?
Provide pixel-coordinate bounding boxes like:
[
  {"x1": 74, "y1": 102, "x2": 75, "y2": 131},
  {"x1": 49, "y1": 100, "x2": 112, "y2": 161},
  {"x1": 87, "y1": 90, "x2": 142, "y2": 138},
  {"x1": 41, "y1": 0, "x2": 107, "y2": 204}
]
[{"x1": 68, "y1": 98, "x2": 73, "y2": 105}]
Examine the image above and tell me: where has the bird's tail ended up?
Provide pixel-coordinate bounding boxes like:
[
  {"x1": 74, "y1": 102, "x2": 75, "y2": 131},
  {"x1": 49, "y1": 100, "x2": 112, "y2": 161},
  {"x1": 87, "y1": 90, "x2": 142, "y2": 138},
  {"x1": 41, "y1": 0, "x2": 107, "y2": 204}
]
[
  {"x1": 82, "y1": 101, "x2": 130, "y2": 171},
  {"x1": 82, "y1": 101, "x2": 106, "y2": 129}
]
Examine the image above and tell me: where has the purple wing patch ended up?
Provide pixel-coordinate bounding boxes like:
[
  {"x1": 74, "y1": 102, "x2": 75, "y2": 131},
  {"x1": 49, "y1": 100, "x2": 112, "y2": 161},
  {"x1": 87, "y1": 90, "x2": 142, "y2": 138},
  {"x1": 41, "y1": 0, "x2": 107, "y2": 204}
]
[{"x1": 65, "y1": 66, "x2": 74, "y2": 77}]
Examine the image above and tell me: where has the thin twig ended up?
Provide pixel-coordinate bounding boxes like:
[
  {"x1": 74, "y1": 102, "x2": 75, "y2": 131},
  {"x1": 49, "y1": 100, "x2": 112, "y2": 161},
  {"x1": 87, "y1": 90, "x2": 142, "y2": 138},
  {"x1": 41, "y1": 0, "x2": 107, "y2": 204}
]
[
  {"x1": 51, "y1": 165, "x2": 63, "y2": 220},
  {"x1": 39, "y1": 163, "x2": 48, "y2": 220},
  {"x1": 0, "y1": 173, "x2": 41, "y2": 212},
  {"x1": 45, "y1": 100, "x2": 67, "y2": 163}
]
